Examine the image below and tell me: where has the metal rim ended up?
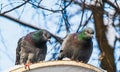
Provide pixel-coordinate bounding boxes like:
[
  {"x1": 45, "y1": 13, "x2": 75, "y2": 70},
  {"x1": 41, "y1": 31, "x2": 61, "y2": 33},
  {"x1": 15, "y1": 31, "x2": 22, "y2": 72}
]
[{"x1": 10, "y1": 60, "x2": 105, "y2": 72}]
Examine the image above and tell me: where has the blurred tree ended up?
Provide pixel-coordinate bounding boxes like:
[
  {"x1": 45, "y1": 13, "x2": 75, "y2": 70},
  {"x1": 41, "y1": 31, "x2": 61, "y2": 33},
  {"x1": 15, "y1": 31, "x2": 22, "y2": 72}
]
[{"x1": 0, "y1": 0, "x2": 120, "y2": 72}]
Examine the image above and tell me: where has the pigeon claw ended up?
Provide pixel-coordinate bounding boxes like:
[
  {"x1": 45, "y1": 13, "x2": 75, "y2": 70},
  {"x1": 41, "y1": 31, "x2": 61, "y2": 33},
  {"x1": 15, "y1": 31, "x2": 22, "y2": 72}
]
[{"x1": 25, "y1": 63, "x2": 31, "y2": 70}]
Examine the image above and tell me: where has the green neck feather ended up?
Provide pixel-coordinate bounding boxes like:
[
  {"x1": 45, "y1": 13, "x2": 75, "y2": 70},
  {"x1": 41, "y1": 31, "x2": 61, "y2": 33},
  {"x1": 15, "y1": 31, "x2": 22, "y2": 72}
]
[
  {"x1": 32, "y1": 30, "x2": 43, "y2": 43},
  {"x1": 78, "y1": 32, "x2": 85, "y2": 40}
]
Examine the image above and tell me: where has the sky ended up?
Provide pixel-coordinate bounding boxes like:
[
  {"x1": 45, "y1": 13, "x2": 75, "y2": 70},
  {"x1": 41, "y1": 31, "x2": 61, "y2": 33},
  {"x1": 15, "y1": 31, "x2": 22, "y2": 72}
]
[{"x1": 0, "y1": 0, "x2": 120, "y2": 72}]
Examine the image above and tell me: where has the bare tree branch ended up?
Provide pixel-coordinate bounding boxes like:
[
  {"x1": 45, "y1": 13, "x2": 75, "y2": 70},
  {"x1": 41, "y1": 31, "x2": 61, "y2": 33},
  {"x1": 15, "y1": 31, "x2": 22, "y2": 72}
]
[
  {"x1": 0, "y1": 14, "x2": 63, "y2": 44},
  {"x1": 103, "y1": 0, "x2": 120, "y2": 14},
  {"x1": 2, "y1": 1, "x2": 28, "y2": 14},
  {"x1": 76, "y1": 1, "x2": 85, "y2": 32},
  {"x1": 27, "y1": 0, "x2": 73, "y2": 13},
  {"x1": 61, "y1": 0, "x2": 71, "y2": 33}
]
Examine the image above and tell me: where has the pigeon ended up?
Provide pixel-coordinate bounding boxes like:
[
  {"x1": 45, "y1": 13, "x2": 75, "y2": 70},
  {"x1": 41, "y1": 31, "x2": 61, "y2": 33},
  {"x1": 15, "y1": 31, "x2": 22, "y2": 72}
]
[
  {"x1": 58, "y1": 27, "x2": 94, "y2": 63},
  {"x1": 15, "y1": 29, "x2": 51, "y2": 69}
]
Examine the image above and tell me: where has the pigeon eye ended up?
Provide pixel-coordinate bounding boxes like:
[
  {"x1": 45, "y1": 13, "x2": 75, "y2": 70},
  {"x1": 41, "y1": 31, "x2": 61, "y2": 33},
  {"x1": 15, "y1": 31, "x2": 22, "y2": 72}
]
[
  {"x1": 44, "y1": 33, "x2": 47, "y2": 37},
  {"x1": 86, "y1": 30, "x2": 90, "y2": 33}
]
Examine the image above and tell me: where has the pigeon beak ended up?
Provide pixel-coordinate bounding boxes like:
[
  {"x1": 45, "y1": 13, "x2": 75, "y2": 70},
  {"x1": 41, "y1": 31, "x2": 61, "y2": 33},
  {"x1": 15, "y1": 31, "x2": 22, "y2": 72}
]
[
  {"x1": 47, "y1": 38, "x2": 52, "y2": 44},
  {"x1": 90, "y1": 34, "x2": 94, "y2": 38}
]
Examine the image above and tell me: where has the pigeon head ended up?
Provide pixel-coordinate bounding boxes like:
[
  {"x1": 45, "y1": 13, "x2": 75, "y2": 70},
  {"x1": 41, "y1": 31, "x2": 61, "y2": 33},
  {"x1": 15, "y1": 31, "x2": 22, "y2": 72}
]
[
  {"x1": 78, "y1": 27, "x2": 94, "y2": 40},
  {"x1": 42, "y1": 30, "x2": 51, "y2": 41},
  {"x1": 84, "y1": 27, "x2": 94, "y2": 38},
  {"x1": 32, "y1": 29, "x2": 51, "y2": 43}
]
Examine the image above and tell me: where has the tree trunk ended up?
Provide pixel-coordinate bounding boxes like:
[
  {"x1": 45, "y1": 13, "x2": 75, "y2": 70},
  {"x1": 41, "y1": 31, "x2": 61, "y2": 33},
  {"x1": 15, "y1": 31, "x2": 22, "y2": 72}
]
[{"x1": 92, "y1": 6, "x2": 116, "y2": 72}]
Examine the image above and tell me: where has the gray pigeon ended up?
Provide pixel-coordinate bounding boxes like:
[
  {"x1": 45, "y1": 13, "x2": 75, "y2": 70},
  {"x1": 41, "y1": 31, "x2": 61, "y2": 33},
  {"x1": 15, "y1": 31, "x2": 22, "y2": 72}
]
[
  {"x1": 58, "y1": 27, "x2": 94, "y2": 63},
  {"x1": 15, "y1": 29, "x2": 51, "y2": 69}
]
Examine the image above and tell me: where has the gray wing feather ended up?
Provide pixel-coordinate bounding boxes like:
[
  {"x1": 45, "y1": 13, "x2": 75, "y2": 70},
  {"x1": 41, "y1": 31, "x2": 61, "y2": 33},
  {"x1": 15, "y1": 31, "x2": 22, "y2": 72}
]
[{"x1": 15, "y1": 37, "x2": 22, "y2": 65}]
